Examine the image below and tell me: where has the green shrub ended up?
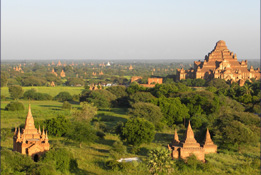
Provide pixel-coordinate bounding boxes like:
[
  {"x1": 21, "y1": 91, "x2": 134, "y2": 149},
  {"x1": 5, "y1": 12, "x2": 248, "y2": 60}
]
[
  {"x1": 5, "y1": 101, "x2": 25, "y2": 111},
  {"x1": 44, "y1": 116, "x2": 71, "y2": 137},
  {"x1": 24, "y1": 89, "x2": 53, "y2": 100},
  {"x1": 62, "y1": 101, "x2": 72, "y2": 110},
  {"x1": 41, "y1": 147, "x2": 77, "y2": 173},
  {"x1": 54, "y1": 91, "x2": 73, "y2": 101},
  {"x1": 119, "y1": 118, "x2": 155, "y2": 146}
]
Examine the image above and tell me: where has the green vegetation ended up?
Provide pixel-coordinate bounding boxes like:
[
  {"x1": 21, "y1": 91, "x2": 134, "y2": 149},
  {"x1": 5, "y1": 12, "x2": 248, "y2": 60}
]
[
  {"x1": 5, "y1": 101, "x2": 25, "y2": 111},
  {"x1": 1, "y1": 60, "x2": 260, "y2": 174}
]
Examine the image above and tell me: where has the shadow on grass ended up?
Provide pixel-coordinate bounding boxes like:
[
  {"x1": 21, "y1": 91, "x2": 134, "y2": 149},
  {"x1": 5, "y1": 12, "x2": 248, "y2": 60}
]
[
  {"x1": 68, "y1": 101, "x2": 80, "y2": 105},
  {"x1": 97, "y1": 139, "x2": 115, "y2": 147},
  {"x1": 73, "y1": 169, "x2": 98, "y2": 175},
  {"x1": 154, "y1": 133, "x2": 174, "y2": 144},
  {"x1": 99, "y1": 108, "x2": 128, "y2": 115}
]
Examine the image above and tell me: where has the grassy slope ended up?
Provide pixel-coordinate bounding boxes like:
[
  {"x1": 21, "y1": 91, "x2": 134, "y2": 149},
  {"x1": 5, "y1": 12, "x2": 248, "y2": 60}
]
[{"x1": 1, "y1": 99, "x2": 260, "y2": 174}]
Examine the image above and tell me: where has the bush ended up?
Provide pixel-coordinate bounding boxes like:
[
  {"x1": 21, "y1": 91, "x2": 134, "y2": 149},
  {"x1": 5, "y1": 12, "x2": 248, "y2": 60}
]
[
  {"x1": 54, "y1": 92, "x2": 73, "y2": 101},
  {"x1": 119, "y1": 118, "x2": 155, "y2": 146},
  {"x1": 5, "y1": 101, "x2": 25, "y2": 111},
  {"x1": 128, "y1": 102, "x2": 163, "y2": 128},
  {"x1": 147, "y1": 147, "x2": 173, "y2": 174},
  {"x1": 110, "y1": 140, "x2": 127, "y2": 156},
  {"x1": 44, "y1": 116, "x2": 71, "y2": 137},
  {"x1": 23, "y1": 89, "x2": 53, "y2": 100},
  {"x1": 80, "y1": 90, "x2": 117, "y2": 108},
  {"x1": 62, "y1": 101, "x2": 72, "y2": 110},
  {"x1": 8, "y1": 85, "x2": 24, "y2": 100},
  {"x1": 41, "y1": 147, "x2": 77, "y2": 173}
]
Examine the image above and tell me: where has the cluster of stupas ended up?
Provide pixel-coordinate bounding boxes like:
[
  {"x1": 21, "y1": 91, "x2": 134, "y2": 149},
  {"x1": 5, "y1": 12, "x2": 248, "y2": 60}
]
[
  {"x1": 13, "y1": 65, "x2": 24, "y2": 73},
  {"x1": 176, "y1": 40, "x2": 260, "y2": 86},
  {"x1": 89, "y1": 83, "x2": 101, "y2": 90},
  {"x1": 168, "y1": 121, "x2": 217, "y2": 162},
  {"x1": 13, "y1": 105, "x2": 50, "y2": 161}
]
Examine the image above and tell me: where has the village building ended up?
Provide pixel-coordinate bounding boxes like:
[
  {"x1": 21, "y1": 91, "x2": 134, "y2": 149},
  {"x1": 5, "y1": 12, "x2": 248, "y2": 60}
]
[
  {"x1": 168, "y1": 121, "x2": 217, "y2": 162},
  {"x1": 176, "y1": 40, "x2": 260, "y2": 86},
  {"x1": 13, "y1": 105, "x2": 50, "y2": 161},
  {"x1": 60, "y1": 70, "x2": 66, "y2": 77}
]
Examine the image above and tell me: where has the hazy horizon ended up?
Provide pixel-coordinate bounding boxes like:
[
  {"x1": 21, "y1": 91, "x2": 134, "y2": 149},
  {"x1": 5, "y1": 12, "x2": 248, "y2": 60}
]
[{"x1": 2, "y1": 0, "x2": 260, "y2": 61}]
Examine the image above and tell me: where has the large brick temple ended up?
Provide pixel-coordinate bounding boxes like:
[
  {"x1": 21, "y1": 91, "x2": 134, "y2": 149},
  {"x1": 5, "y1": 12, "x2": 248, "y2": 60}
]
[
  {"x1": 176, "y1": 40, "x2": 260, "y2": 86},
  {"x1": 13, "y1": 104, "x2": 50, "y2": 161}
]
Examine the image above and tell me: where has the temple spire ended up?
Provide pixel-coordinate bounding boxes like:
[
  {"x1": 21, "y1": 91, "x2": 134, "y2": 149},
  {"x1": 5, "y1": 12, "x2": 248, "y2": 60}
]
[
  {"x1": 182, "y1": 121, "x2": 200, "y2": 147},
  {"x1": 174, "y1": 129, "x2": 180, "y2": 143},
  {"x1": 17, "y1": 127, "x2": 21, "y2": 139},
  {"x1": 24, "y1": 104, "x2": 35, "y2": 129},
  {"x1": 38, "y1": 125, "x2": 41, "y2": 134},
  {"x1": 204, "y1": 128, "x2": 214, "y2": 145},
  {"x1": 14, "y1": 127, "x2": 17, "y2": 135}
]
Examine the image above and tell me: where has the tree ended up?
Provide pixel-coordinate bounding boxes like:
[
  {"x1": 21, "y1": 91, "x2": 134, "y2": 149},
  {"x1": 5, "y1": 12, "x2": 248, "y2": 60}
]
[
  {"x1": 5, "y1": 101, "x2": 25, "y2": 111},
  {"x1": 81, "y1": 89, "x2": 117, "y2": 108},
  {"x1": 8, "y1": 85, "x2": 24, "y2": 100},
  {"x1": 22, "y1": 76, "x2": 47, "y2": 86},
  {"x1": 1, "y1": 73, "x2": 8, "y2": 87},
  {"x1": 65, "y1": 78, "x2": 84, "y2": 86},
  {"x1": 72, "y1": 102, "x2": 97, "y2": 121},
  {"x1": 147, "y1": 147, "x2": 173, "y2": 175},
  {"x1": 192, "y1": 78, "x2": 206, "y2": 87},
  {"x1": 119, "y1": 118, "x2": 155, "y2": 146},
  {"x1": 54, "y1": 92, "x2": 73, "y2": 101},
  {"x1": 42, "y1": 147, "x2": 77, "y2": 173},
  {"x1": 66, "y1": 122, "x2": 98, "y2": 147},
  {"x1": 44, "y1": 116, "x2": 71, "y2": 137},
  {"x1": 107, "y1": 86, "x2": 128, "y2": 98},
  {"x1": 152, "y1": 97, "x2": 189, "y2": 125},
  {"x1": 128, "y1": 102, "x2": 163, "y2": 128},
  {"x1": 129, "y1": 92, "x2": 155, "y2": 104},
  {"x1": 207, "y1": 78, "x2": 229, "y2": 89}
]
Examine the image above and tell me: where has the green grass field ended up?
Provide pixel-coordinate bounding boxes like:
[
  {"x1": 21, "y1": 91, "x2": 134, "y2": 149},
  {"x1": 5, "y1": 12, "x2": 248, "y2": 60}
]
[
  {"x1": 1, "y1": 86, "x2": 84, "y2": 98},
  {"x1": 1, "y1": 98, "x2": 260, "y2": 174}
]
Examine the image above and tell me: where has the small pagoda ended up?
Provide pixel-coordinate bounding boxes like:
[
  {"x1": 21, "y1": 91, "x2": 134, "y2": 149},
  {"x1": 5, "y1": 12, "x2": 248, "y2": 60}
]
[
  {"x1": 168, "y1": 121, "x2": 217, "y2": 162},
  {"x1": 13, "y1": 105, "x2": 50, "y2": 161}
]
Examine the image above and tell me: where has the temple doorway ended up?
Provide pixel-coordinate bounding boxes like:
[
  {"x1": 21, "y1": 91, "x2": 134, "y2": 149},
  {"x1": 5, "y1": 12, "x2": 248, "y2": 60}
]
[{"x1": 33, "y1": 154, "x2": 39, "y2": 162}]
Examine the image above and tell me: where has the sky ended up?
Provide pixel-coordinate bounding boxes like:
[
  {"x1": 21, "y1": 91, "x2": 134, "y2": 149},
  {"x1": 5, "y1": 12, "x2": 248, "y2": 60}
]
[{"x1": 2, "y1": 0, "x2": 260, "y2": 60}]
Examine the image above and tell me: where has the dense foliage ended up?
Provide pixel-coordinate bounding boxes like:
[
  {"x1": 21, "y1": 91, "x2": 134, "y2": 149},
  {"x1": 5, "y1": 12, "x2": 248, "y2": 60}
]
[
  {"x1": 5, "y1": 101, "x2": 25, "y2": 111},
  {"x1": 118, "y1": 118, "x2": 155, "y2": 146},
  {"x1": 8, "y1": 85, "x2": 24, "y2": 100}
]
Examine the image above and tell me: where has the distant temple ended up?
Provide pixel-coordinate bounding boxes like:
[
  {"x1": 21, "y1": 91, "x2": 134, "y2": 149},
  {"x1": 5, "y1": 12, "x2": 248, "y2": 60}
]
[
  {"x1": 131, "y1": 76, "x2": 163, "y2": 88},
  {"x1": 51, "y1": 68, "x2": 58, "y2": 76},
  {"x1": 176, "y1": 40, "x2": 260, "y2": 86},
  {"x1": 57, "y1": 60, "x2": 62, "y2": 66},
  {"x1": 168, "y1": 121, "x2": 217, "y2": 162},
  {"x1": 129, "y1": 65, "x2": 133, "y2": 70},
  {"x1": 13, "y1": 105, "x2": 50, "y2": 161},
  {"x1": 60, "y1": 69, "x2": 66, "y2": 77}
]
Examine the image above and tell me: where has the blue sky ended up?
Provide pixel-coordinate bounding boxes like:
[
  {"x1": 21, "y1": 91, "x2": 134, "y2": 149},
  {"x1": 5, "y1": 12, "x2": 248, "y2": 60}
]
[{"x1": 2, "y1": 0, "x2": 260, "y2": 60}]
